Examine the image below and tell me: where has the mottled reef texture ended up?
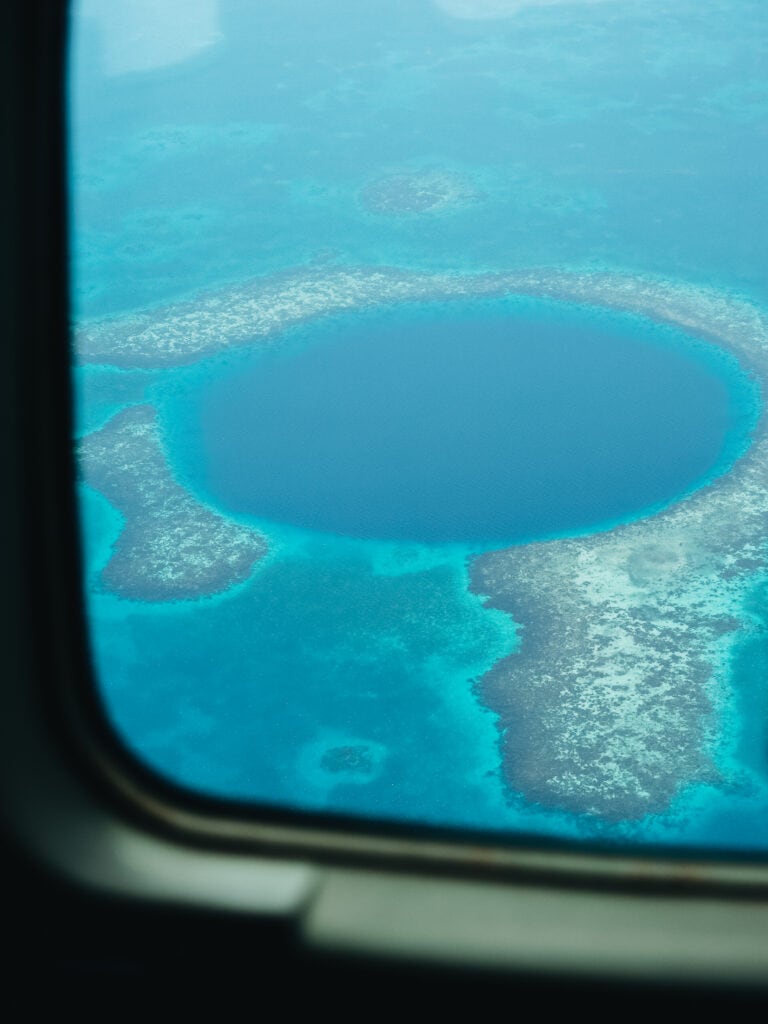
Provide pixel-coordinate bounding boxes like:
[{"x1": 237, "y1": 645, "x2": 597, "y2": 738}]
[
  {"x1": 77, "y1": 265, "x2": 768, "y2": 820},
  {"x1": 79, "y1": 404, "x2": 267, "y2": 601},
  {"x1": 320, "y1": 745, "x2": 376, "y2": 775},
  {"x1": 75, "y1": 264, "x2": 766, "y2": 375},
  {"x1": 359, "y1": 169, "x2": 481, "y2": 215},
  {"x1": 469, "y1": 276, "x2": 768, "y2": 820},
  {"x1": 76, "y1": 266, "x2": 476, "y2": 368}
]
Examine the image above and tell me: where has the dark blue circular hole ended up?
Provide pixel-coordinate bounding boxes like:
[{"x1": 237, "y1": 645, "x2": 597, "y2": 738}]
[{"x1": 174, "y1": 299, "x2": 756, "y2": 546}]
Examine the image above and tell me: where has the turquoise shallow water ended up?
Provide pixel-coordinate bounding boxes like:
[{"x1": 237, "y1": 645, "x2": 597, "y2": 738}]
[
  {"x1": 83, "y1": 534, "x2": 519, "y2": 826},
  {"x1": 71, "y1": 0, "x2": 768, "y2": 849}
]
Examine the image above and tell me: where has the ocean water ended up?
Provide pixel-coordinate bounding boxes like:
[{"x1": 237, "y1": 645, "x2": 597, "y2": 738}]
[
  {"x1": 71, "y1": 0, "x2": 768, "y2": 850},
  {"x1": 169, "y1": 298, "x2": 752, "y2": 547}
]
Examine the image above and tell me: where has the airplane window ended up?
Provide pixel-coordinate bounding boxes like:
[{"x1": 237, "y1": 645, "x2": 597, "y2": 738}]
[{"x1": 70, "y1": 0, "x2": 768, "y2": 854}]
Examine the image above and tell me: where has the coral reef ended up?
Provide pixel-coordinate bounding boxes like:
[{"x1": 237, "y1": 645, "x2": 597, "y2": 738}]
[
  {"x1": 79, "y1": 404, "x2": 267, "y2": 601},
  {"x1": 360, "y1": 169, "x2": 481, "y2": 215}
]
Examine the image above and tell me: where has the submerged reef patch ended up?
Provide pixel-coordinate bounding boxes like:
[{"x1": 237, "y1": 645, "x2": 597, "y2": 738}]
[
  {"x1": 79, "y1": 404, "x2": 267, "y2": 601},
  {"x1": 297, "y1": 733, "x2": 388, "y2": 796},
  {"x1": 320, "y1": 744, "x2": 376, "y2": 774},
  {"x1": 76, "y1": 264, "x2": 768, "y2": 821},
  {"x1": 359, "y1": 169, "x2": 482, "y2": 216}
]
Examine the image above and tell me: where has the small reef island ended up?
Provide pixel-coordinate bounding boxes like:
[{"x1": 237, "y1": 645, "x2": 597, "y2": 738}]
[{"x1": 77, "y1": 264, "x2": 768, "y2": 821}]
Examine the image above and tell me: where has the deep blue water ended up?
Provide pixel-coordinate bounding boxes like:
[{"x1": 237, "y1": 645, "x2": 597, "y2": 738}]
[{"x1": 175, "y1": 299, "x2": 752, "y2": 546}]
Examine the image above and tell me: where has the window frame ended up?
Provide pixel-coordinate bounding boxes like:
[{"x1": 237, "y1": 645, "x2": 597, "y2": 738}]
[{"x1": 5, "y1": 0, "x2": 768, "y2": 993}]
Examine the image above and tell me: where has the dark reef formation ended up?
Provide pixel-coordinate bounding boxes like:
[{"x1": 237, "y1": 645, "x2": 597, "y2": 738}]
[
  {"x1": 75, "y1": 264, "x2": 768, "y2": 820},
  {"x1": 79, "y1": 404, "x2": 267, "y2": 601},
  {"x1": 320, "y1": 745, "x2": 376, "y2": 775},
  {"x1": 472, "y1": 530, "x2": 740, "y2": 821}
]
